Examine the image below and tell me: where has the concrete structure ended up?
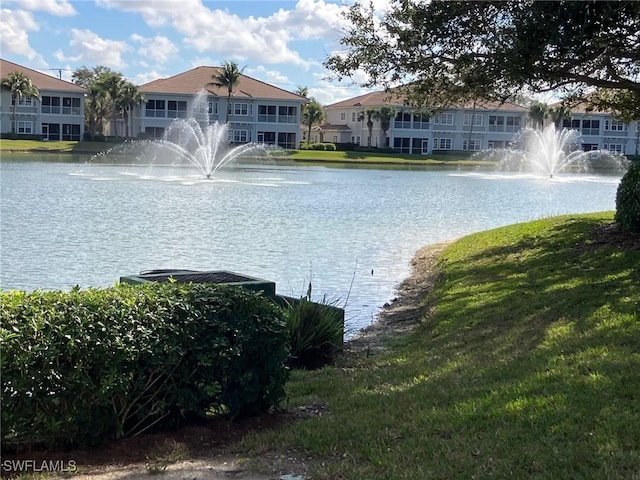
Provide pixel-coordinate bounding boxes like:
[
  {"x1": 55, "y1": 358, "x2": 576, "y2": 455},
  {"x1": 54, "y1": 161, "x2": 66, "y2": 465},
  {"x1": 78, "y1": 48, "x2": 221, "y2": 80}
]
[
  {"x1": 320, "y1": 90, "x2": 640, "y2": 156},
  {"x1": 1, "y1": 59, "x2": 86, "y2": 140},
  {"x1": 133, "y1": 66, "x2": 306, "y2": 149}
]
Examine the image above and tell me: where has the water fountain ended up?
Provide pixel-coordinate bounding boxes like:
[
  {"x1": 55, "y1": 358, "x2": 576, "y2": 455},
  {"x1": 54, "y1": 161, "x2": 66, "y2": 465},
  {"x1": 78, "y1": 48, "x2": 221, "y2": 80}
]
[
  {"x1": 484, "y1": 124, "x2": 628, "y2": 178},
  {"x1": 142, "y1": 90, "x2": 267, "y2": 179}
]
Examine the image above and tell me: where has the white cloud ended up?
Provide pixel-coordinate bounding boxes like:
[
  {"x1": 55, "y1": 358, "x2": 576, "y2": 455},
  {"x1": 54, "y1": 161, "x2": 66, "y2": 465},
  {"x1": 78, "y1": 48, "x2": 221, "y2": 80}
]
[
  {"x1": 93, "y1": 0, "x2": 349, "y2": 67},
  {"x1": 131, "y1": 34, "x2": 178, "y2": 65},
  {"x1": 54, "y1": 28, "x2": 129, "y2": 69},
  {"x1": 245, "y1": 65, "x2": 291, "y2": 87},
  {"x1": 0, "y1": 9, "x2": 47, "y2": 65},
  {"x1": 2, "y1": 0, "x2": 76, "y2": 16},
  {"x1": 129, "y1": 69, "x2": 165, "y2": 86}
]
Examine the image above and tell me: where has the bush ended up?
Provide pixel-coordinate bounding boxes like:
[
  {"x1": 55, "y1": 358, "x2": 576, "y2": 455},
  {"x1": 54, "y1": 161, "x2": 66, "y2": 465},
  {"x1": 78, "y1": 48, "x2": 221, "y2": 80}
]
[
  {"x1": 283, "y1": 296, "x2": 344, "y2": 370},
  {"x1": 615, "y1": 163, "x2": 640, "y2": 233},
  {"x1": 1, "y1": 283, "x2": 289, "y2": 449}
]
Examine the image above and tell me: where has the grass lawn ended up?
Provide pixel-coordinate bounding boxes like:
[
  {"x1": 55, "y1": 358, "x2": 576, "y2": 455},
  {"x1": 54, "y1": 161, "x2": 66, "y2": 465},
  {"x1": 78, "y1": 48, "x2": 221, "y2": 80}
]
[
  {"x1": 241, "y1": 212, "x2": 640, "y2": 479},
  {"x1": 0, "y1": 139, "x2": 115, "y2": 154},
  {"x1": 0, "y1": 139, "x2": 484, "y2": 166}
]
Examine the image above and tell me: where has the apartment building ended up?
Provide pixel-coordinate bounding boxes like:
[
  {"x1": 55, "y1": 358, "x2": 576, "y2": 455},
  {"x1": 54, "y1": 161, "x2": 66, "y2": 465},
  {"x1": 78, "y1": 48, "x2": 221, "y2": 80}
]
[
  {"x1": 0, "y1": 59, "x2": 86, "y2": 141},
  {"x1": 321, "y1": 90, "x2": 639, "y2": 156},
  {"x1": 134, "y1": 66, "x2": 306, "y2": 149}
]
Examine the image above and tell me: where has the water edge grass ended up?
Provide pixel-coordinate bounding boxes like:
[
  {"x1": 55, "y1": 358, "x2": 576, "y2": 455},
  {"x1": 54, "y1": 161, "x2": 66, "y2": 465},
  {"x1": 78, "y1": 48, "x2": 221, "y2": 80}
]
[{"x1": 240, "y1": 212, "x2": 640, "y2": 479}]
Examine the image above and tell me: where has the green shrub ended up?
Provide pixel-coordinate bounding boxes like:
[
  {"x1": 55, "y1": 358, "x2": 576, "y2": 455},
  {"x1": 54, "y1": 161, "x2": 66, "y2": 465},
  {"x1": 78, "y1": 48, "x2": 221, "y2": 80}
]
[
  {"x1": 1, "y1": 283, "x2": 288, "y2": 449},
  {"x1": 615, "y1": 163, "x2": 640, "y2": 233},
  {"x1": 283, "y1": 297, "x2": 344, "y2": 370}
]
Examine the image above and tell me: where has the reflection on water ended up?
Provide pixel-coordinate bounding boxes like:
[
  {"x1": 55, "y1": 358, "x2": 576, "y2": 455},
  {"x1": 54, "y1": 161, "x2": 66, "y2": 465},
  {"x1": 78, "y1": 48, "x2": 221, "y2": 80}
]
[{"x1": 0, "y1": 156, "x2": 622, "y2": 335}]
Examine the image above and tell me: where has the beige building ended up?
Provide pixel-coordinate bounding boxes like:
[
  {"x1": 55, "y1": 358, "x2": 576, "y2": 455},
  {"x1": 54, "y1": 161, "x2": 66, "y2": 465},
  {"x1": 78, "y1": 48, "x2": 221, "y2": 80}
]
[
  {"x1": 0, "y1": 58, "x2": 86, "y2": 141},
  {"x1": 133, "y1": 66, "x2": 306, "y2": 149},
  {"x1": 320, "y1": 90, "x2": 639, "y2": 156}
]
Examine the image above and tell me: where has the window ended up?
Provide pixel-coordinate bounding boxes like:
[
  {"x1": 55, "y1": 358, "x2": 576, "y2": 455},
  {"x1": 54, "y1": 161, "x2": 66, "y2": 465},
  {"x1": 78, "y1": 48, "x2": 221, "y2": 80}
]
[
  {"x1": 604, "y1": 144, "x2": 624, "y2": 153},
  {"x1": 278, "y1": 106, "x2": 297, "y2": 123},
  {"x1": 12, "y1": 96, "x2": 33, "y2": 107},
  {"x1": 433, "y1": 138, "x2": 452, "y2": 150},
  {"x1": 277, "y1": 132, "x2": 296, "y2": 149},
  {"x1": 208, "y1": 101, "x2": 218, "y2": 115},
  {"x1": 145, "y1": 127, "x2": 165, "y2": 139},
  {"x1": 62, "y1": 97, "x2": 81, "y2": 115},
  {"x1": 393, "y1": 137, "x2": 411, "y2": 153},
  {"x1": 232, "y1": 130, "x2": 250, "y2": 143},
  {"x1": 234, "y1": 103, "x2": 250, "y2": 116},
  {"x1": 581, "y1": 119, "x2": 600, "y2": 136},
  {"x1": 463, "y1": 114, "x2": 483, "y2": 127},
  {"x1": 463, "y1": 139, "x2": 482, "y2": 151},
  {"x1": 352, "y1": 112, "x2": 356, "y2": 122},
  {"x1": 434, "y1": 113, "x2": 454, "y2": 125},
  {"x1": 333, "y1": 135, "x2": 338, "y2": 142},
  {"x1": 488, "y1": 115, "x2": 504, "y2": 131},
  {"x1": 168, "y1": 100, "x2": 187, "y2": 118},
  {"x1": 41, "y1": 96, "x2": 60, "y2": 114},
  {"x1": 258, "y1": 131, "x2": 276, "y2": 144},
  {"x1": 505, "y1": 116, "x2": 521, "y2": 132},
  {"x1": 488, "y1": 140, "x2": 506, "y2": 149},
  {"x1": 421, "y1": 139, "x2": 429, "y2": 154},
  {"x1": 145, "y1": 99, "x2": 165, "y2": 117},
  {"x1": 340, "y1": 112, "x2": 346, "y2": 121},
  {"x1": 605, "y1": 119, "x2": 626, "y2": 131},
  {"x1": 62, "y1": 124, "x2": 81, "y2": 141},
  {"x1": 258, "y1": 105, "x2": 277, "y2": 122},
  {"x1": 16, "y1": 121, "x2": 33, "y2": 134},
  {"x1": 394, "y1": 112, "x2": 412, "y2": 129},
  {"x1": 413, "y1": 113, "x2": 429, "y2": 129}
]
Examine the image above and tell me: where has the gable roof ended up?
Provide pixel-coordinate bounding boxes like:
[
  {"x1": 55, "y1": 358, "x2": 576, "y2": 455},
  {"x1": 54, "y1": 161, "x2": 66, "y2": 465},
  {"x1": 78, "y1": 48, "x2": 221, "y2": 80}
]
[
  {"x1": 140, "y1": 66, "x2": 305, "y2": 101},
  {"x1": 0, "y1": 58, "x2": 86, "y2": 93},
  {"x1": 326, "y1": 89, "x2": 527, "y2": 113}
]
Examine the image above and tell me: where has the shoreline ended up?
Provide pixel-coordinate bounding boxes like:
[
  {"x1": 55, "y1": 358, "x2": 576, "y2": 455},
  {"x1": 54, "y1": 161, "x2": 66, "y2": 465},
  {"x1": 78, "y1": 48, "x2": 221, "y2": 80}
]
[{"x1": 344, "y1": 241, "x2": 452, "y2": 357}]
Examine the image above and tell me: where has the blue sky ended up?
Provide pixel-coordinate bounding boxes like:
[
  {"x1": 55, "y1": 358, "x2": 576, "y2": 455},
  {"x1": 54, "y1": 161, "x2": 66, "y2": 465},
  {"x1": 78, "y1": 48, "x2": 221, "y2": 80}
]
[{"x1": 1, "y1": 0, "x2": 386, "y2": 105}]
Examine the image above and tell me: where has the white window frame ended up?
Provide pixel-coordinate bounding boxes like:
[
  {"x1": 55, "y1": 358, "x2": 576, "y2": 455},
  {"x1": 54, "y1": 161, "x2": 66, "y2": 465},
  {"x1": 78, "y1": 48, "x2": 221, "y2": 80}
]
[
  {"x1": 233, "y1": 103, "x2": 250, "y2": 116},
  {"x1": 340, "y1": 112, "x2": 346, "y2": 121},
  {"x1": 17, "y1": 121, "x2": 34, "y2": 134},
  {"x1": 232, "y1": 129, "x2": 250, "y2": 143},
  {"x1": 604, "y1": 143, "x2": 624, "y2": 153},
  {"x1": 463, "y1": 138, "x2": 482, "y2": 151},
  {"x1": 463, "y1": 113, "x2": 482, "y2": 126},
  {"x1": 605, "y1": 119, "x2": 627, "y2": 131},
  {"x1": 434, "y1": 113, "x2": 454, "y2": 125},
  {"x1": 433, "y1": 138, "x2": 452, "y2": 150}
]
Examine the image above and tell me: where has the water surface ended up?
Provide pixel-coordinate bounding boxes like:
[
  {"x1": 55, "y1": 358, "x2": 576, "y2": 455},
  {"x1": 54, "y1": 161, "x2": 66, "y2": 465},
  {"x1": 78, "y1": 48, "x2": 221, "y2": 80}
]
[{"x1": 0, "y1": 156, "x2": 622, "y2": 335}]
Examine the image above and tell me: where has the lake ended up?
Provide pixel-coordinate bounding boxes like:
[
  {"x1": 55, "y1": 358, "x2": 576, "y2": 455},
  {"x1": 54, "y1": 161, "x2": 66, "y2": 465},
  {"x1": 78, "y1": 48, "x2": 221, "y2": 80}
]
[{"x1": 0, "y1": 155, "x2": 623, "y2": 335}]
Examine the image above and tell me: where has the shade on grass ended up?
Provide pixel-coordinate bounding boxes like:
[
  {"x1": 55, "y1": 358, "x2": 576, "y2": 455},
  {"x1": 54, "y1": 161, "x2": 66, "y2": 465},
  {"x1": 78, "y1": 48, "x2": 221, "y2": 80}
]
[{"x1": 241, "y1": 212, "x2": 640, "y2": 480}]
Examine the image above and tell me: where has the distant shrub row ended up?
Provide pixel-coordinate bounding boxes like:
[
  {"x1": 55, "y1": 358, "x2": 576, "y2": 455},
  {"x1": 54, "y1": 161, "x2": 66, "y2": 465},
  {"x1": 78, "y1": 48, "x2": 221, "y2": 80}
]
[
  {"x1": 1, "y1": 283, "x2": 289, "y2": 449},
  {"x1": 299, "y1": 142, "x2": 337, "y2": 151}
]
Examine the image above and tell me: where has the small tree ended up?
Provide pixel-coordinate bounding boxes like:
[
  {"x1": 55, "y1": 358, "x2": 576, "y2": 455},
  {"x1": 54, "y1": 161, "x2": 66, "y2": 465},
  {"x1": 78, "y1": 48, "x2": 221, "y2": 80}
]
[
  {"x1": 302, "y1": 98, "x2": 325, "y2": 144},
  {"x1": 1, "y1": 71, "x2": 40, "y2": 135},
  {"x1": 528, "y1": 101, "x2": 549, "y2": 129},
  {"x1": 358, "y1": 108, "x2": 379, "y2": 147},
  {"x1": 117, "y1": 82, "x2": 145, "y2": 138},
  {"x1": 377, "y1": 106, "x2": 396, "y2": 148},
  {"x1": 210, "y1": 60, "x2": 244, "y2": 124}
]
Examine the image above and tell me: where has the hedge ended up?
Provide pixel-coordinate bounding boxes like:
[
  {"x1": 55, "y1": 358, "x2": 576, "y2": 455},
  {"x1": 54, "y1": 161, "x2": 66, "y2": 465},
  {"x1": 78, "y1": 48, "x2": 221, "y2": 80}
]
[{"x1": 1, "y1": 283, "x2": 289, "y2": 449}]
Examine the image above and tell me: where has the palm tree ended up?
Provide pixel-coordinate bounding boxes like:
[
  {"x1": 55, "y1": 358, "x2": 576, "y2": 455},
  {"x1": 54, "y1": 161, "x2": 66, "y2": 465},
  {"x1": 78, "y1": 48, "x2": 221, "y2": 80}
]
[
  {"x1": 117, "y1": 82, "x2": 145, "y2": 138},
  {"x1": 377, "y1": 106, "x2": 397, "y2": 148},
  {"x1": 358, "y1": 108, "x2": 379, "y2": 147},
  {"x1": 528, "y1": 101, "x2": 549, "y2": 129},
  {"x1": 549, "y1": 104, "x2": 572, "y2": 129},
  {"x1": 302, "y1": 98, "x2": 325, "y2": 144},
  {"x1": 210, "y1": 60, "x2": 244, "y2": 123},
  {"x1": 1, "y1": 71, "x2": 40, "y2": 135},
  {"x1": 95, "y1": 72, "x2": 125, "y2": 136},
  {"x1": 295, "y1": 86, "x2": 309, "y2": 98}
]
